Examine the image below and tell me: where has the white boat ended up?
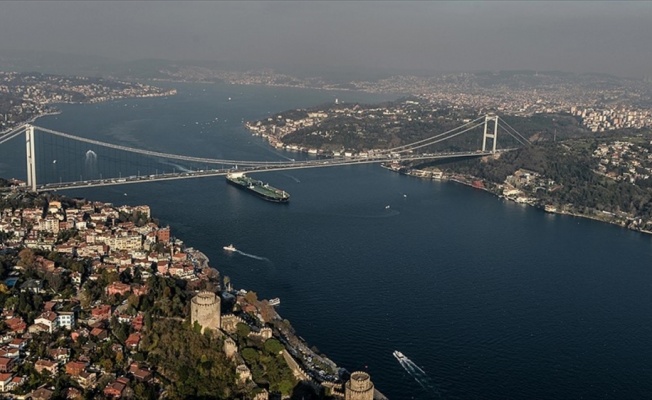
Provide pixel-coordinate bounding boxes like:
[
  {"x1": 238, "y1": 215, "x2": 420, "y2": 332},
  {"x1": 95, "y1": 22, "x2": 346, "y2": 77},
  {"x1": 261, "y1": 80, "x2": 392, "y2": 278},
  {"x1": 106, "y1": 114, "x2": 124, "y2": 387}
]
[
  {"x1": 223, "y1": 244, "x2": 236, "y2": 252},
  {"x1": 268, "y1": 298, "x2": 281, "y2": 306},
  {"x1": 393, "y1": 350, "x2": 406, "y2": 361},
  {"x1": 385, "y1": 205, "x2": 391, "y2": 209}
]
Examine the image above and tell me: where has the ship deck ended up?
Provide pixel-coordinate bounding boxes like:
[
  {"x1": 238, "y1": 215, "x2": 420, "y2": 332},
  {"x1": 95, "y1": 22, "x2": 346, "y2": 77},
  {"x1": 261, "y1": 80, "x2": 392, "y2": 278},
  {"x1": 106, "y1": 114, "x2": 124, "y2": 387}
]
[{"x1": 228, "y1": 175, "x2": 289, "y2": 201}]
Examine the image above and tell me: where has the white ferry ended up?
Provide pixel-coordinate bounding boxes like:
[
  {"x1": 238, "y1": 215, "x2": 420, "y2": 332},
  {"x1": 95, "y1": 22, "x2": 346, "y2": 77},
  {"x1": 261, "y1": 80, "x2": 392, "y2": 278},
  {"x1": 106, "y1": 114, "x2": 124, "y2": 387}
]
[
  {"x1": 268, "y1": 298, "x2": 281, "y2": 306},
  {"x1": 223, "y1": 244, "x2": 236, "y2": 252}
]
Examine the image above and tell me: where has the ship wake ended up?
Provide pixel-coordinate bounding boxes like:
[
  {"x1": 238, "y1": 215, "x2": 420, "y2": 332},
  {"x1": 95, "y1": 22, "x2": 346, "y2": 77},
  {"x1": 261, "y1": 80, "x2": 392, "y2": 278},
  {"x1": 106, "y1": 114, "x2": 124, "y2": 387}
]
[
  {"x1": 235, "y1": 250, "x2": 270, "y2": 262},
  {"x1": 396, "y1": 354, "x2": 441, "y2": 397},
  {"x1": 283, "y1": 173, "x2": 301, "y2": 183}
]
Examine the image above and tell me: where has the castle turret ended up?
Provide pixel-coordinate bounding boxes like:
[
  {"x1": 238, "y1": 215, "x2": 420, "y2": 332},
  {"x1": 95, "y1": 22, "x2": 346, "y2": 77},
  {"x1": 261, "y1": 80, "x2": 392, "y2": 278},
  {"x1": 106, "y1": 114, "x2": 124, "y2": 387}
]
[
  {"x1": 190, "y1": 291, "x2": 221, "y2": 333},
  {"x1": 223, "y1": 337, "x2": 237, "y2": 360},
  {"x1": 345, "y1": 371, "x2": 374, "y2": 400}
]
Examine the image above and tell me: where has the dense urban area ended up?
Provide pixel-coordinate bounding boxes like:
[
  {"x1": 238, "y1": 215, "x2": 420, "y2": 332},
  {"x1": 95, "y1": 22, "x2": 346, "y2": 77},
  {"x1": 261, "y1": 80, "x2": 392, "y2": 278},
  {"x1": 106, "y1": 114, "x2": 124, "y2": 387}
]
[
  {"x1": 237, "y1": 69, "x2": 652, "y2": 235},
  {"x1": 163, "y1": 67, "x2": 652, "y2": 132},
  {"x1": 0, "y1": 71, "x2": 176, "y2": 132},
  {"x1": 0, "y1": 190, "x2": 381, "y2": 399},
  {"x1": 3, "y1": 64, "x2": 652, "y2": 398},
  {"x1": 0, "y1": 68, "x2": 388, "y2": 400}
]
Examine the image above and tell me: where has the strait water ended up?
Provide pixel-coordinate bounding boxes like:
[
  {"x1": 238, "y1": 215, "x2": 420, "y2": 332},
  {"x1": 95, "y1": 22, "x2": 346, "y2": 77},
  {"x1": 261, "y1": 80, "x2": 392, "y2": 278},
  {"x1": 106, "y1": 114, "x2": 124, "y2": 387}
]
[{"x1": 2, "y1": 83, "x2": 652, "y2": 399}]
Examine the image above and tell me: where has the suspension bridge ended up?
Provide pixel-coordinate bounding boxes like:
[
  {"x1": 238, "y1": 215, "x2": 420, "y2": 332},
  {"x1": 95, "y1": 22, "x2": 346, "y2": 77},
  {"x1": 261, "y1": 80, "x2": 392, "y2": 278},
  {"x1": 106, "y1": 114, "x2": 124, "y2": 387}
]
[{"x1": 0, "y1": 115, "x2": 530, "y2": 192}]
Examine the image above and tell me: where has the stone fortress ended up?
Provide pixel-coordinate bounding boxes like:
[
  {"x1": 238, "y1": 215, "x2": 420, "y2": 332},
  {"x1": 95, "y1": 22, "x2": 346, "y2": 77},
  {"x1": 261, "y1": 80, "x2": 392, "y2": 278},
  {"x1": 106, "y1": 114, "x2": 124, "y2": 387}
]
[
  {"x1": 190, "y1": 291, "x2": 383, "y2": 399},
  {"x1": 345, "y1": 371, "x2": 374, "y2": 400},
  {"x1": 190, "y1": 290, "x2": 221, "y2": 333}
]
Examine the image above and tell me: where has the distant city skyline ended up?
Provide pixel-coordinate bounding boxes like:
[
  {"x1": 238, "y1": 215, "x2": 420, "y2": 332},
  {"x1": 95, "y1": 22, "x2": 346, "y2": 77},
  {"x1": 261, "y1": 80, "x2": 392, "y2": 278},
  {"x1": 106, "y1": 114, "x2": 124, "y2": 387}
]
[{"x1": 0, "y1": 1, "x2": 651, "y2": 78}]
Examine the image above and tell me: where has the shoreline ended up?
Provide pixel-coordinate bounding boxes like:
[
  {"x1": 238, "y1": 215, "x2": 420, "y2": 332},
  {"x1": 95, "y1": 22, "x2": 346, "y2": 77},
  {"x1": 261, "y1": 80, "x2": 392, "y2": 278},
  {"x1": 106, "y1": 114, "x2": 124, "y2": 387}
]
[
  {"x1": 0, "y1": 85, "x2": 362, "y2": 394},
  {"x1": 384, "y1": 164, "x2": 652, "y2": 237},
  {"x1": 0, "y1": 110, "x2": 61, "y2": 135},
  {"x1": 0, "y1": 89, "x2": 177, "y2": 135}
]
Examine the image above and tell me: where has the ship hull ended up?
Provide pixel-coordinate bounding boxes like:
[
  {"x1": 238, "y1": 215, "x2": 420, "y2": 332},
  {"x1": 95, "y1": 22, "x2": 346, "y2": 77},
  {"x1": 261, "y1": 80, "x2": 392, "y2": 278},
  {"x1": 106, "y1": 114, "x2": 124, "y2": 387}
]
[{"x1": 226, "y1": 175, "x2": 290, "y2": 203}]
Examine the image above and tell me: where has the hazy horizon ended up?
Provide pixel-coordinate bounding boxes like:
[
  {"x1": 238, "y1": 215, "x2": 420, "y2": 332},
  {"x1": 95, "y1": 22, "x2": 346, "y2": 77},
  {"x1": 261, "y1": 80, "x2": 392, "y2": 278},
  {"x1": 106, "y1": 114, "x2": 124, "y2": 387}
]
[{"x1": 1, "y1": 1, "x2": 651, "y2": 78}]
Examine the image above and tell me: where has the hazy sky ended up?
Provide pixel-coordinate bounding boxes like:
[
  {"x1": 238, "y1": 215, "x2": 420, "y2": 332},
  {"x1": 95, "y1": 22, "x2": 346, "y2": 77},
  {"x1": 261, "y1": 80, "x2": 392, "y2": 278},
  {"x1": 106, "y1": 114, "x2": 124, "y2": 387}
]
[{"x1": 1, "y1": 1, "x2": 651, "y2": 77}]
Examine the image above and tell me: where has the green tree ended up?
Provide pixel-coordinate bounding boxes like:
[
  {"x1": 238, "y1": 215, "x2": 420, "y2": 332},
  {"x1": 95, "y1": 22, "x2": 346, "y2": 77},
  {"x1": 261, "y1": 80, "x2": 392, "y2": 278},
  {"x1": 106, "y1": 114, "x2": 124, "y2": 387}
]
[
  {"x1": 241, "y1": 347, "x2": 259, "y2": 365},
  {"x1": 236, "y1": 323, "x2": 250, "y2": 339},
  {"x1": 263, "y1": 338, "x2": 284, "y2": 355}
]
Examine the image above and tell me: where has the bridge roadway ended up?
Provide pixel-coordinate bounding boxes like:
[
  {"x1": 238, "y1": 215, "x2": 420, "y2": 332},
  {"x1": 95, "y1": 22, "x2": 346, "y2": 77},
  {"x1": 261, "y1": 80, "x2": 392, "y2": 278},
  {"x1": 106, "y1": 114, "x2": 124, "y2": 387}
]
[{"x1": 36, "y1": 149, "x2": 511, "y2": 192}]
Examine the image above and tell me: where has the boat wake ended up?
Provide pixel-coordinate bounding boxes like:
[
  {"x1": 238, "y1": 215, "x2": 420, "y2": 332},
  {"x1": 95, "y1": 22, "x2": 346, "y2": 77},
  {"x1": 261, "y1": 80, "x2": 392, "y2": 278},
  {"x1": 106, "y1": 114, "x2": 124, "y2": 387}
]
[
  {"x1": 283, "y1": 173, "x2": 301, "y2": 183},
  {"x1": 395, "y1": 352, "x2": 440, "y2": 397},
  {"x1": 235, "y1": 250, "x2": 270, "y2": 262}
]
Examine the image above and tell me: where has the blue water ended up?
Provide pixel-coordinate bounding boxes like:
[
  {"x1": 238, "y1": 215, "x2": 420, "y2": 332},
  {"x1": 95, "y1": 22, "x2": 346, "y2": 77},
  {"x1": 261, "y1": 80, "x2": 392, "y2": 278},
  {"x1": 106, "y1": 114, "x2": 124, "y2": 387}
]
[{"x1": 2, "y1": 83, "x2": 652, "y2": 399}]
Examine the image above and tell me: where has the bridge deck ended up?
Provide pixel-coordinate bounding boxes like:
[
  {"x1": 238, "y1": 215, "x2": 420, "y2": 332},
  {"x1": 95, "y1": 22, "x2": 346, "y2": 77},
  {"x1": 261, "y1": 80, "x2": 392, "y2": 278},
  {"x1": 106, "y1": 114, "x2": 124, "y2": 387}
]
[{"x1": 36, "y1": 150, "x2": 510, "y2": 191}]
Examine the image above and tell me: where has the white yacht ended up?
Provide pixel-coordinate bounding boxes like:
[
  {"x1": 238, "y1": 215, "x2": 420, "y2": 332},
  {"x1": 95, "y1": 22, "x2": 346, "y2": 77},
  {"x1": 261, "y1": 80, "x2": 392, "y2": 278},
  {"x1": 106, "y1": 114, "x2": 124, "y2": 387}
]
[{"x1": 268, "y1": 298, "x2": 281, "y2": 306}]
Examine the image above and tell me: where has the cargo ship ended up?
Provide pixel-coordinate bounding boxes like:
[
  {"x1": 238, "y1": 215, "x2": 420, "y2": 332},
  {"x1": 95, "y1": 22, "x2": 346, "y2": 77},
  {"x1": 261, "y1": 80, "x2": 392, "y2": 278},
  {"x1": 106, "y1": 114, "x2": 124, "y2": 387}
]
[{"x1": 226, "y1": 172, "x2": 290, "y2": 203}]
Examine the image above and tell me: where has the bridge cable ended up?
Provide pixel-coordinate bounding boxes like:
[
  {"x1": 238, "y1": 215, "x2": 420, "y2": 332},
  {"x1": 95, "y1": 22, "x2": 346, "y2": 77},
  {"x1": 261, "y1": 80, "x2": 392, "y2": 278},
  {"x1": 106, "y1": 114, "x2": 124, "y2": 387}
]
[
  {"x1": 0, "y1": 129, "x2": 24, "y2": 146},
  {"x1": 32, "y1": 125, "x2": 295, "y2": 167},
  {"x1": 388, "y1": 121, "x2": 485, "y2": 153},
  {"x1": 380, "y1": 116, "x2": 486, "y2": 154},
  {"x1": 0, "y1": 124, "x2": 26, "y2": 140},
  {"x1": 399, "y1": 121, "x2": 487, "y2": 152},
  {"x1": 497, "y1": 119, "x2": 531, "y2": 145}
]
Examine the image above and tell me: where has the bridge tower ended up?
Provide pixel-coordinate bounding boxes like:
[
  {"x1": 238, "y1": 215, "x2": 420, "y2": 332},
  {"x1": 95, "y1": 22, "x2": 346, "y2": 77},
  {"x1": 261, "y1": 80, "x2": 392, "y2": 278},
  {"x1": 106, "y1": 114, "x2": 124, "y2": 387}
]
[
  {"x1": 25, "y1": 125, "x2": 37, "y2": 191},
  {"x1": 482, "y1": 115, "x2": 499, "y2": 153}
]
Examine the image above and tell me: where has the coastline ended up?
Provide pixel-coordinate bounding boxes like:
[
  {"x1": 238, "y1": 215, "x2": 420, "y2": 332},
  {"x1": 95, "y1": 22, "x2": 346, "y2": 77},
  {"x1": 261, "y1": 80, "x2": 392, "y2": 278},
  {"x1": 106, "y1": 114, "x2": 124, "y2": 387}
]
[
  {"x1": 0, "y1": 89, "x2": 177, "y2": 135},
  {"x1": 0, "y1": 85, "x2": 368, "y2": 395},
  {"x1": 384, "y1": 164, "x2": 652, "y2": 237},
  {"x1": 0, "y1": 110, "x2": 61, "y2": 135}
]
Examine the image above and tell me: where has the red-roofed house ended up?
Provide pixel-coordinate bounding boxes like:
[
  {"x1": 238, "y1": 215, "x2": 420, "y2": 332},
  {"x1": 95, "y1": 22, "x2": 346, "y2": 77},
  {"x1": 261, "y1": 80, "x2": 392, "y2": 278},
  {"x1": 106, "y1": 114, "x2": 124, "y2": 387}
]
[
  {"x1": 0, "y1": 347, "x2": 19, "y2": 359},
  {"x1": 103, "y1": 376, "x2": 129, "y2": 398},
  {"x1": 91, "y1": 305, "x2": 111, "y2": 320},
  {"x1": 49, "y1": 348, "x2": 70, "y2": 363},
  {"x1": 8, "y1": 338, "x2": 27, "y2": 351},
  {"x1": 34, "y1": 311, "x2": 58, "y2": 333},
  {"x1": 36, "y1": 257, "x2": 56, "y2": 272},
  {"x1": 156, "y1": 226, "x2": 170, "y2": 243},
  {"x1": 168, "y1": 264, "x2": 183, "y2": 277},
  {"x1": 129, "y1": 364, "x2": 153, "y2": 382},
  {"x1": 43, "y1": 301, "x2": 58, "y2": 312},
  {"x1": 125, "y1": 333, "x2": 141, "y2": 351},
  {"x1": 106, "y1": 282, "x2": 131, "y2": 296},
  {"x1": 35, "y1": 359, "x2": 58, "y2": 375},
  {"x1": 131, "y1": 314, "x2": 144, "y2": 331},
  {"x1": 7, "y1": 375, "x2": 24, "y2": 392},
  {"x1": 172, "y1": 252, "x2": 187, "y2": 262},
  {"x1": 65, "y1": 361, "x2": 88, "y2": 376},
  {"x1": 5, "y1": 317, "x2": 26, "y2": 334},
  {"x1": 76, "y1": 371, "x2": 97, "y2": 389},
  {"x1": 0, "y1": 357, "x2": 16, "y2": 373},
  {"x1": 0, "y1": 372, "x2": 12, "y2": 392},
  {"x1": 90, "y1": 327, "x2": 108, "y2": 341},
  {"x1": 31, "y1": 386, "x2": 54, "y2": 400},
  {"x1": 156, "y1": 260, "x2": 168, "y2": 275}
]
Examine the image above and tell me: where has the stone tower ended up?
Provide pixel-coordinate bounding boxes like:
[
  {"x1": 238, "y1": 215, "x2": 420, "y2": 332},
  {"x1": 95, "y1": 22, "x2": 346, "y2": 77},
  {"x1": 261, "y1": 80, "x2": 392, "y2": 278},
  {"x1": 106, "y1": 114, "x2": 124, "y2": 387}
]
[
  {"x1": 223, "y1": 337, "x2": 237, "y2": 360},
  {"x1": 345, "y1": 371, "x2": 374, "y2": 400},
  {"x1": 190, "y1": 291, "x2": 221, "y2": 333}
]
